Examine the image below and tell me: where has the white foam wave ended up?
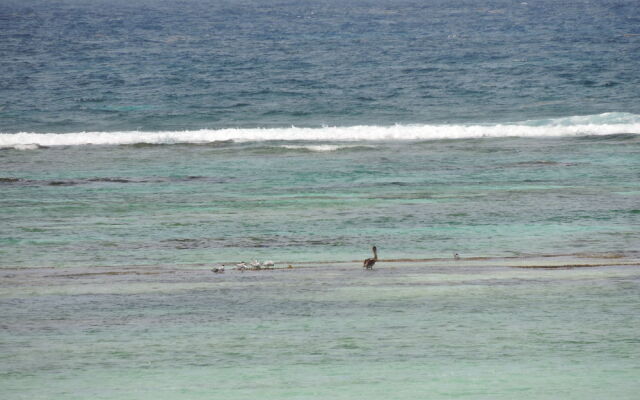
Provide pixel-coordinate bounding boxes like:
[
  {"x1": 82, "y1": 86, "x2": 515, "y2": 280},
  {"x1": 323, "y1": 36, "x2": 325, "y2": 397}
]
[
  {"x1": 11, "y1": 143, "x2": 43, "y2": 151},
  {"x1": 281, "y1": 144, "x2": 375, "y2": 152},
  {"x1": 1, "y1": 113, "x2": 639, "y2": 148}
]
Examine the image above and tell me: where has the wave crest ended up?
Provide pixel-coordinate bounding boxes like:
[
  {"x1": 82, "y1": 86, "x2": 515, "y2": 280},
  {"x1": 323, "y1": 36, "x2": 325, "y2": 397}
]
[
  {"x1": 280, "y1": 144, "x2": 377, "y2": 152},
  {"x1": 2, "y1": 113, "x2": 639, "y2": 149}
]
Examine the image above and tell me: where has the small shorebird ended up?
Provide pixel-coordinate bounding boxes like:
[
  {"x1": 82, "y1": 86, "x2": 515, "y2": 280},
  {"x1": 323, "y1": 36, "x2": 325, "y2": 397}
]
[
  {"x1": 262, "y1": 260, "x2": 275, "y2": 268},
  {"x1": 211, "y1": 266, "x2": 225, "y2": 273},
  {"x1": 251, "y1": 260, "x2": 262, "y2": 269},
  {"x1": 363, "y1": 246, "x2": 378, "y2": 269},
  {"x1": 235, "y1": 262, "x2": 248, "y2": 271},
  {"x1": 454, "y1": 253, "x2": 460, "y2": 260}
]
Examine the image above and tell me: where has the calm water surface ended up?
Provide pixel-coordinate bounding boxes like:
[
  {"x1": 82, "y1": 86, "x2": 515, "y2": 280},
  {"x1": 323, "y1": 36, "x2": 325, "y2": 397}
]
[{"x1": 1, "y1": 264, "x2": 639, "y2": 399}]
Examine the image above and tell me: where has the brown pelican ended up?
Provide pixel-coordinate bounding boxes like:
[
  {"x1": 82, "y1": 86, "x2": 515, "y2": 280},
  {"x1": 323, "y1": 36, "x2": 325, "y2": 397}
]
[{"x1": 363, "y1": 246, "x2": 378, "y2": 269}]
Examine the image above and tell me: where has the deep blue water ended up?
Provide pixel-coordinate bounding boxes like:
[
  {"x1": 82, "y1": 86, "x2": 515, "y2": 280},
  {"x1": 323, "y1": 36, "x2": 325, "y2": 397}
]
[{"x1": 2, "y1": 0, "x2": 640, "y2": 133}]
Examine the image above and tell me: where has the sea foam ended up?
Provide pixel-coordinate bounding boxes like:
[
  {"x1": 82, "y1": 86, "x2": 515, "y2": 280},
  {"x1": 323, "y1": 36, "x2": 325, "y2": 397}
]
[
  {"x1": 280, "y1": 144, "x2": 376, "y2": 152},
  {"x1": 1, "y1": 113, "x2": 639, "y2": 149}
]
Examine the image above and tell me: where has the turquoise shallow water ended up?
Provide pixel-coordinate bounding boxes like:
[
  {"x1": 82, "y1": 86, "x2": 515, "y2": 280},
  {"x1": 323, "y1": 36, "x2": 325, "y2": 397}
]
[
  {"x1": 1, "y1": 135, "x2": 639, "y2": 267},
  {"x1": 2, "y1": 264, "x2": 639, "y2": 399}
]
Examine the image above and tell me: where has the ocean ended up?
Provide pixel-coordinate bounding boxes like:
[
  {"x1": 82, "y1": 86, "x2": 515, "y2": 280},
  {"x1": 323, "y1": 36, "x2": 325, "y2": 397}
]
[{"x1": 1, "y1": 0, "x2": 639, "y2": 398}]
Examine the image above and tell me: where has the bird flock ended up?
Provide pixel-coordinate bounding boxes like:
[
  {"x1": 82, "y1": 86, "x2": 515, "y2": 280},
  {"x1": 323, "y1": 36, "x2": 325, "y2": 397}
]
[
  {"x1": 212, "y1": 248, "x2": 463, "y2": 273},
  {"x1": 212, "y1": 259, "x2": 275, "y2": 273}
]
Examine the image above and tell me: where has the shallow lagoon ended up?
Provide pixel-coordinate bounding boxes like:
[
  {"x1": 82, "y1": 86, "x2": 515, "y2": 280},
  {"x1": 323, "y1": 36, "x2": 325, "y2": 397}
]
[
  {"x1": 2, "y1": 135, "x2": 639, "y2": 268},
  {"x1": 2, "y1": 261, "x2": 639, "y2": 399}
]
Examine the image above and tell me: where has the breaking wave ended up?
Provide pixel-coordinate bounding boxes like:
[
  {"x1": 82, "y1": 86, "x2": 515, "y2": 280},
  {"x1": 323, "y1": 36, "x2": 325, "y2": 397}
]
[
  {"x1": 280, "y1": 144, "x2": 377, "y2": 152},
  {"x1": 1, "y1": 113, "x2": 639, "y2": 149}
]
